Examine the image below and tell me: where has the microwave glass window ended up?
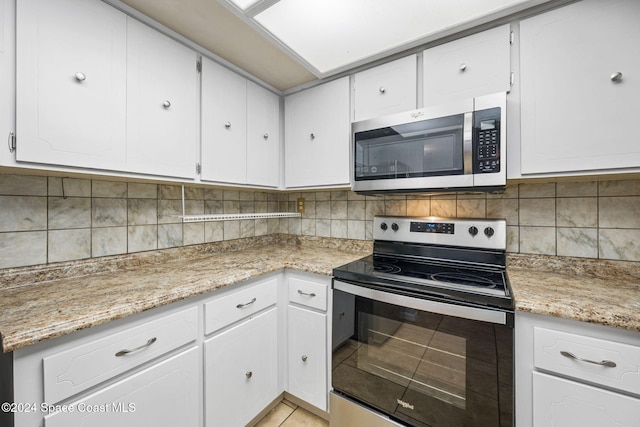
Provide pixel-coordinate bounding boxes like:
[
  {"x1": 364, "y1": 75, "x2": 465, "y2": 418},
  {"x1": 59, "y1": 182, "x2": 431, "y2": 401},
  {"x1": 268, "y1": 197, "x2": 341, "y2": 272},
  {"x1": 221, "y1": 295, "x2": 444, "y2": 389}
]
[{"x1": 355, "y1": 114, "x2": 465, "y2": 181}]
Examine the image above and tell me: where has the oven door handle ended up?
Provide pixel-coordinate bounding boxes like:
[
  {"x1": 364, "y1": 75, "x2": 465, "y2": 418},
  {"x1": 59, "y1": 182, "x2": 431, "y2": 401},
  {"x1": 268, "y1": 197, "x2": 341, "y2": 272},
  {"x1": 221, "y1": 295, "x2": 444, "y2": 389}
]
[{"x1": 333, "y1": 280, "x2": 509, "y2": 326}]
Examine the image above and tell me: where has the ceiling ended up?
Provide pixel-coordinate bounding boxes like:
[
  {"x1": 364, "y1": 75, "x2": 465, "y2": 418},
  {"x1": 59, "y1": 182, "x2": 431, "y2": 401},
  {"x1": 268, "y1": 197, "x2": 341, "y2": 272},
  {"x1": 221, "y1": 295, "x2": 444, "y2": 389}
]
[{"x1": 117, "y1": 0, "x2": 558, "y2": 92}]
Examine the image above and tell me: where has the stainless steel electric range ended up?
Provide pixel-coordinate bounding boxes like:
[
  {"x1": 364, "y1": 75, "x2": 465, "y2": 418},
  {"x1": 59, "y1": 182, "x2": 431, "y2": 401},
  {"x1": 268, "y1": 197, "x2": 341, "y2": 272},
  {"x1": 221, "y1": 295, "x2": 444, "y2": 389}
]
[{"x1": 331, "y1": 216, "x2": 513, "y2": 427}]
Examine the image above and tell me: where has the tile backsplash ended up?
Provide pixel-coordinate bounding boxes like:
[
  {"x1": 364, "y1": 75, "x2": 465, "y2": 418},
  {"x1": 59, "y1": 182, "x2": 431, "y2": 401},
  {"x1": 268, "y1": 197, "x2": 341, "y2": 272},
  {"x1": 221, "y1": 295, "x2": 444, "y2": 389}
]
[{"x1": 1, "y1": 172, "x2": 640, "y2": 269}]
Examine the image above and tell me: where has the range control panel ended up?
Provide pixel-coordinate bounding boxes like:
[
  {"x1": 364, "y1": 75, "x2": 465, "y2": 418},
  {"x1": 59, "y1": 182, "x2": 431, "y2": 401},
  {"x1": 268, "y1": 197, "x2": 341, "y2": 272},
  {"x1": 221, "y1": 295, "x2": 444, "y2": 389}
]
[{"x1": 374, "y1": 216, "x2": 506, "y2": 250}]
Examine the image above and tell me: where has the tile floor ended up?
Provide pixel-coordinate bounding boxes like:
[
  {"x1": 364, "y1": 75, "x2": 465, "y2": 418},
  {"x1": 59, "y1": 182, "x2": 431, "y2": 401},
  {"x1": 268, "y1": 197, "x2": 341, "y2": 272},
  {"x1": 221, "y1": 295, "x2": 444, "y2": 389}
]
[{"x1": 254, "y1": 399, "x2": 329, "y2": 427}]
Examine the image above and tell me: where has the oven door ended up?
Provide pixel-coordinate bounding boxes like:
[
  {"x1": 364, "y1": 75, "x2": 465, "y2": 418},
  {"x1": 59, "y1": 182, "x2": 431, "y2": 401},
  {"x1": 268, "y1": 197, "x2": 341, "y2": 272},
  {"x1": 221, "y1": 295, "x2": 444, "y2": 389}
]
[{"x1": 331, "y1": 280, "x2": 513, "y2": 427}]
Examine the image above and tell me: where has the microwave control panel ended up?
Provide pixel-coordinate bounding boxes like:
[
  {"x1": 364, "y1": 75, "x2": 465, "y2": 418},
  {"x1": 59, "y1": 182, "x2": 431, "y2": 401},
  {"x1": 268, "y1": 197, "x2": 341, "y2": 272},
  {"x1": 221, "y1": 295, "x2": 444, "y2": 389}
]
[{"x1": 473, "y1": 107, "x2": 501, "y2": 174}]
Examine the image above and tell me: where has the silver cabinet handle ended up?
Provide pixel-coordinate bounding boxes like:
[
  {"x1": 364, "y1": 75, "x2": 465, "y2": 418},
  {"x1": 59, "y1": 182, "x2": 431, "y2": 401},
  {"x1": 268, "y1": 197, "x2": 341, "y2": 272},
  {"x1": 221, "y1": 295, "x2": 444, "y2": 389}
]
[
  {"x1": 163, "y1": 100, "x2": 171, "y2": 109},
  {"x1": 115, "y1": 337, "x2": 157, "y2": 357},
  {"x1": 379, "y1": 87, "x2": 386, "y2": 94},
  {"x1": 297, "y1": 289, "x2": 316, "y2": 297},
  {"x1": 560, "y1": 351, "x2": 617, "y2": 368},
  {"x1": 263, "y1": 133, "x2": 269, "y2": 140},
  {"x1": 74, "y1": 72, "x2": 86, "y2": 82},
  {"x1": 310, "y1": 133, "x2": 315, "y2": 140},
  {"x1": 302, "y1": 355, "x2": 308, "y2": 362},
  {"x1": 8, "y1": 132, "x2": 15, "y2": 153},
  {"x1": 225, "y1": 122, "x2": 231, "y2": 129},
  {"x1": 236, "y1": 297, "x2": 256, "y2": 308},
  {"x1": 245, "y1": 371, "x2": 253, "y2": 379},
  {"x1": 610, "y1": 72, "x2": 623, "y2": 82},
  {"x1": 459, "y1": 63, "x2": 467, "y2": 72}
]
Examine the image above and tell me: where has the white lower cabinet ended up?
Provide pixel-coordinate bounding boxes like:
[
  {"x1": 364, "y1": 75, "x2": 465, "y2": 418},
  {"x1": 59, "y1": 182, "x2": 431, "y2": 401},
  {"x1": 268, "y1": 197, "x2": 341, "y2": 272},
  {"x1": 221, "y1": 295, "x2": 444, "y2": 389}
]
[
  {"x1": 516, "y1": 311, "x2": 640, "y2": 427},
  {"x1": 285, "y1": 272, "x2": 330, "y2": 412},
  {"x1": 45, "y1": 347, "x2": 200, "y2": 427},
  {"x1": 287, "y1": 305, "x2": 327, "y2": 411},
  {"x1": 533, "y1": 371, "x2": 640, "y2": 427},
  {"x1": 204, "y1": 308, "x2": 279, "y2": 427}
]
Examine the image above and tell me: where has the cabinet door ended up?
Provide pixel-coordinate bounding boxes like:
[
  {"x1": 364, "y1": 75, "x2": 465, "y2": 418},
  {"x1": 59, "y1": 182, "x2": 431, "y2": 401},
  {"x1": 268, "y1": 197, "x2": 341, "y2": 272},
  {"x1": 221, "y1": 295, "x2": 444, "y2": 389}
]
[
  {"x1": 353, "y1": 55, "x2": 417, "y2": 122},
  {"x1": 0, "y1": 0, "x2": 15, "y2": 166},
  {"x1": 201, "y1": 58, "x2": 247, "y2": 184},
  {"x1": 423, "y1": 24, "x2": 511, "y2": 106},
  {"x1": 126, "y1": 18, "x2": 198, "y2": 179},
  {"x1": 288, "y1": 305, "x2": 327, "y2": 411},
  {"x1": 16, "y1": 0, "x2": 127, "y2": 170},
  {"x1": 45, "y1": 347, "x2": 199, "y2": 427},
  {"x1": 205, "y1": 308, "x2": 278, "y2": 427},
  {"x1": 285, "y1": 76, "x2": 350, "y2": 188},
  {"x1": 246, "y1": 81, "x2": 280, "y2": 187},
  {"x1": 520, "y1": 0, "x2": 640, "y2": 175},
  {"x1": 533, "y1": 372, "x2": 640, "y2": 427}
]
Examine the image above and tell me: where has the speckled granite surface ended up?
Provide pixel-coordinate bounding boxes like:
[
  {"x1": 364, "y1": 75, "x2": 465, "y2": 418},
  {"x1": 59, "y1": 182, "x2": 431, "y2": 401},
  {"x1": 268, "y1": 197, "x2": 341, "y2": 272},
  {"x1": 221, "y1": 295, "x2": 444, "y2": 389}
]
[
  {"x1": 2, "y1": 235, "x2": 639, "y2": 353},
  {"x1": 507, "y1": 253, "x2": 640, "y2": 332},
  {"x1": 0, "y1": 235, "x2": 371, "y2": 353}
]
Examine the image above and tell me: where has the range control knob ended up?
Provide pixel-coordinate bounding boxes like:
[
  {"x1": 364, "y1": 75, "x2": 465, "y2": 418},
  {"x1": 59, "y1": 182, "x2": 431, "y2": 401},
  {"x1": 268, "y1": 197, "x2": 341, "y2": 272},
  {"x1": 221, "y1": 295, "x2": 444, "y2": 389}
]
[
  {"x1": 468, "y1": 226, "x2": 478, "y2": 237},
  {"x1": 484, "y1": 227, "x2": 495, "y2": 238},
  {"x1": 380, "y1": 222, "x2": 388, "y2": 231},
  {"x1": 391, "y1": 223, "x2": 399, "y2": 232}
]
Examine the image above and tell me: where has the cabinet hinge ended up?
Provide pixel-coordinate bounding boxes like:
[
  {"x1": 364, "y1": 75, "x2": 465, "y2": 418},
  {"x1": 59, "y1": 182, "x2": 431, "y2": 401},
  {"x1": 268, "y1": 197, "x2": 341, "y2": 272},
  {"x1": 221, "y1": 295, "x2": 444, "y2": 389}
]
[
  {"x1": 509, "y1": 31, "x2": 514, "y2": 45},
  {"x1": 196, "y1": 162, "x2": 201, "y2": 174},
  {"x1": 196, "y1": 59, "x2": 202, "y2": 73},
  {"x1": 7, "y1": 131, "x2": 16, "y2": 153},
  {"x1": 510, "y1": 71, "x2": 515, "y2": 87}
]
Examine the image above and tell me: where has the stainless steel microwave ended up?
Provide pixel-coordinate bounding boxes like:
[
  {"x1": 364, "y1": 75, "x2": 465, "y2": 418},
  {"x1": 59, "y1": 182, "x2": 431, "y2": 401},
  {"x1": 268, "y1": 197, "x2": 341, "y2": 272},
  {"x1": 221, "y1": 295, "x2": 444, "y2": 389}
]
[{"x1": 351, "y1": 92, "x2": 506, "y2": 194}]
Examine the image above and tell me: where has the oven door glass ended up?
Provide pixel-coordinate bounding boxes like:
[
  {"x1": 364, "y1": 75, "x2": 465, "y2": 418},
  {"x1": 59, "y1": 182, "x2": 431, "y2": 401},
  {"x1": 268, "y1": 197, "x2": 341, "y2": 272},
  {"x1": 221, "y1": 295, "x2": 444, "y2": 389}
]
[
  {"x1": 332, "y1": 289, "x2": 513, "y2": 427},
  {"x1": 354, "y1": 114, "x2": 466, "y2": 181}
]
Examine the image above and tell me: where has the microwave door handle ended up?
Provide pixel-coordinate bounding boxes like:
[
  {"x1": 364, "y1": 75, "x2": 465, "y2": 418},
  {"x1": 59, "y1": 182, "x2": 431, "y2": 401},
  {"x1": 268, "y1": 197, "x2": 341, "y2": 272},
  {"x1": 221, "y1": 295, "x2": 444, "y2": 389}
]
[{"x1": 463, "y1": 112, "x2": 473, "y2": 174}]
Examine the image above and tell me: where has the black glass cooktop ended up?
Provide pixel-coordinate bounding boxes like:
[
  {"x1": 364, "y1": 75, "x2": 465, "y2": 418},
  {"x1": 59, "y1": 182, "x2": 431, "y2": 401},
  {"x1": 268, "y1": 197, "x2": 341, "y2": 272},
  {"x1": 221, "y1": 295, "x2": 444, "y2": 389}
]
[{"x1": 333, "y1": 254, "x2": 513, "y2": 310}]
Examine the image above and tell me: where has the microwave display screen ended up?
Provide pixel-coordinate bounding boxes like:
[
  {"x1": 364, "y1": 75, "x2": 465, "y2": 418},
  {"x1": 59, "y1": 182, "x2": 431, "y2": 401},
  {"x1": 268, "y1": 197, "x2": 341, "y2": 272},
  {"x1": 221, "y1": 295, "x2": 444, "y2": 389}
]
[{"x1": 354, "y1": 114, "x2": 465, "y2": 181}]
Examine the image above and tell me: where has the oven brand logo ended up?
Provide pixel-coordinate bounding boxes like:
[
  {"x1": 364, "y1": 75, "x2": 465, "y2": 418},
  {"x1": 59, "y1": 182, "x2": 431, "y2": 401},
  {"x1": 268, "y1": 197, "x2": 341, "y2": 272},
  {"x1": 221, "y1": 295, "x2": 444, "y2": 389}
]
[
  {"x1": 410, "y1": 111, "x2": 424, "y2": 119},
  {"x1": 396, "y1": 399, "x2": 414, "y2": 410}
]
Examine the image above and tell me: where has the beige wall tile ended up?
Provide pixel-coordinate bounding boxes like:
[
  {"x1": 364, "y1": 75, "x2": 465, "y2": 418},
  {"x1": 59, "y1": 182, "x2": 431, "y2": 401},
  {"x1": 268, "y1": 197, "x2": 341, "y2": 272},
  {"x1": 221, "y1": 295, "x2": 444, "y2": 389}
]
[
  {"x1": 128, "y1": 199, "x2": 158, "y2": 226},
  {"x1": 406, "y1": 199, "x2": 430, "y2": 217},
  {"x1": 316, "y1": 219, "x2": 331, "y2": 237},
  {"x1": 183, "y1": 223, "x2": 205, "y2": 246},
  {"x1": 431, "y1": 198, "x2": 456, "y2": 217},
  {"x1": 506, "y1": 226, "x2": 519, "y2": 253},
  {"x1": 0, "y1": 231, "x2": 47, "y2": 268},
  {"x1": 205, "y1": 188, "x2": 224, "y2": 201},
  {"x1": 93, "y1": 198, "x2": 127, "y2": 227},
  {"x1": 556, "y1": 181, "x2": 597, "y2": 197},
  {"x1": 348, "y1": 200, "x2": 365, "y2": 220},
  {"x1": 49, "y1": 177, "x2": 91, "y2": 197},
  {"x1": 519, "y1": 182, "x2": 555, "y2": 198},
  {"x1": 93, "y1": 180, "x2": 127, "y2": 198},
  {"x1": 240, "y1": 219, "x2": 257, "y2": 238},
  {"x1": 223, "y1": 221, "x2": 240, "y2": 240},
  {"x1": 49, "y1": 197, "x2": 91, "y2": 230},
  {"x1": 520, "y1": 226, "x2": 556, "y2": 255},
  {"x1": 557, "y1": 228, "x2": 598, "y2": 258},
  {"x1": 348, "y1": 220, "x2": 366, "y2": 240},
  {"x1": 159, "y1": 223, "x2": 183, "y2": 249},
  {"x1": 316, "y1": 201, "x2": 331, "y2": 219},
  {"x1": 599, "y1": 179, "x2": 640, "y2": 196},
  {"x1": 288, "y1": 218, "x2": 302, "y2": 235},
  {"x1": 599, "y1": 228, "x2": 640, "y2": 261},
  {"x1": 519, "y1": 198, "x2": 555, "y2": 226},
  {"x1": 556, "y1": 198, "x2": 597, "y2": 227},
  {"x1": 487, "y1": 199, "x2": 518, "y2": 225},
  {"x1": 0, "y1": 174, "x2": 47, "y2": 196},
  {"x1": 49, "y1": 229, "x2": 91, "y2": 263},
  {"x1": 92, "y1": 227, "x2": 127, "y2": 257},
  {"x1": 456, "y1": 199, "x2": 486, "y2": 218},
  {"x1": 385, "y1": 199, "x2": 407, "y2": 216},
  {"x1": 128, "y1": 225, "x2": 158, "y2": 252},
  {"x1": 331, "y1": 200, "x2": 348, "y2": 219},
  {"x1": 331, "y1": 219, "x2": 348, "y2": 238},
  {"x1": 301, "y1": 219, "x2": 315, "y2": 236},
  {"x1": 128, "y1": 182, "x2": 157, "y2": 199},
  {"x1": 0, "y1": 196, "x2": 47, "y2": 232},
  {"x1": 205, "y1": 222, "x2": 224, "y2": 242},
  {"x1": 599, "y1": 197, "x2": 640, "y2": 228}
]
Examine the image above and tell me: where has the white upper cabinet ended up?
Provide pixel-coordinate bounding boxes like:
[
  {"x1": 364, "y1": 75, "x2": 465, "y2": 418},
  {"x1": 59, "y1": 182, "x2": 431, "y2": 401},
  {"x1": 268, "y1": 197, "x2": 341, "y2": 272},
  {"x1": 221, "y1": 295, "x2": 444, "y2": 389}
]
[
  {"x1": 201, "y1": 58, "x2": 281, "y2": 187},
  {"x1": 285, "y1": 76, "x2": 350, "y2": 188},
  {"x1": 423, "y1": 24, "x2": 511, "y2": 106},
  {"x1": 201, "y1": 57, "x2": 248, "y2": 184},
  {"x1": 246, "y1": 81, "x2": 280, "y2": 187},
  {"x1": 0, "y1": 0, "x2": 15, "y2": 166},
  {"x1": 16, "y1": 0, "x2": 127, "y2": 170},
  {"x1": 519, "y1": 0, "x2": 640, "y2": 176},
  {"x1": 353, "y1": 55, "x2": 417, "y2": 122},
  {"x1": 126, "y1": 18, "x2": 198, "y2": 179}
]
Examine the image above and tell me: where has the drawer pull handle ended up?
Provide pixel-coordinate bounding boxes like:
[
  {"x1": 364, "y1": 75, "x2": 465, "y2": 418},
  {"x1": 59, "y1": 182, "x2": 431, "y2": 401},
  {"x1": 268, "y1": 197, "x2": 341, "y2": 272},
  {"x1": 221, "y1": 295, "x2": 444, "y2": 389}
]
[
  {"x1": 236, "y1": 297, "x2": 256, "y2": 308},
  {"x1": 115, "y1": 337, "x2": 157, "y2": 357},
  {"x1": 297, "y1": 290, "x2": 316, "y2": 297},
  {"x1": 560, "y1": 351, "x2": 617, "y2": 368}
]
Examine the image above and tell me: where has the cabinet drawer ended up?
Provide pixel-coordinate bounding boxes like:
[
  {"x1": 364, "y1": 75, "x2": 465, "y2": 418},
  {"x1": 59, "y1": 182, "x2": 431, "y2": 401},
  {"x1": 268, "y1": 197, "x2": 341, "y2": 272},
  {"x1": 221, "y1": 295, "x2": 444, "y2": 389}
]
[
  {"x1": 533, "y1": 371, "x2": 640, "y2": 427},
  {"x1": 45, "y1": 347, "x2": 200, "y2": 427},
  {"x1": 43, "y1": 306, "x2": 198, "y2": 404},
  {"x1": 288, "y1": 276, "x2": 327, "y2": 311},
  {"x1": 534, "y1": 327, "x2": 640, "y2": 396},
  {"x1": 204, "y1": 277, "x2": 278, "y2": 335}
]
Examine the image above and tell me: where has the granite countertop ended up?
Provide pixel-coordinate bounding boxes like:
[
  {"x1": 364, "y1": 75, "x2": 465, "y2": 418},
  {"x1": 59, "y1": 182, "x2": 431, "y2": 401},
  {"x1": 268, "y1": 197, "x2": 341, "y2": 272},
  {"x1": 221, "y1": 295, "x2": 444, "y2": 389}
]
[
  {"x1": 1, "y1": 235, "x2": 639, "y2": 353},
  {"x1": 508, "y1": 253, "x2": 640, "y2": 332}
]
